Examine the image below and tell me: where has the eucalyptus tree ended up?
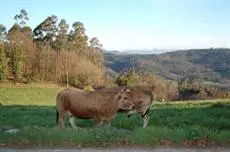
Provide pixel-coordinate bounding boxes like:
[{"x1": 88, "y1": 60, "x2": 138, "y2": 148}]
[
  {"x1": 33, "y1": 15, "x2": 58, "y2": 81},
  {"x1": 71, "y1": 21, "x2": 88, "y2": 57},
  {"x1": 0, "y1": 24, "x2": 9, "y2": 80},
  {"x1": 89, "y1": 37, "x2": 104, "y2": 66},
  {"x1": 14, "y1": 9, "x2": 29, "y2": 27}
]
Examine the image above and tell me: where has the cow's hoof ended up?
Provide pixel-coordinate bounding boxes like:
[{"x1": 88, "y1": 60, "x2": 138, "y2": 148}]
[{"x1": 95, "y1": 125, "x2": 103, "y2": 129}]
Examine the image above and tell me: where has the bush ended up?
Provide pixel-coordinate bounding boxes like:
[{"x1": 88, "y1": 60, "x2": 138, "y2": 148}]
[
  {"x1": 115, "y1": 68, "x2": 178, "y2": 101},
  {"x1": 57, "y1": 51, "x2": 106, "y2": 88},
  {"x1": 178, "y1": 80, "x2": 230, "y2": 100}
]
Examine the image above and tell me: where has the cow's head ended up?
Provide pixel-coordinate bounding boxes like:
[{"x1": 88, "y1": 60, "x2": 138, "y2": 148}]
[{"x1": 115, "y1": 88, "x2": 134, "y2": 111}]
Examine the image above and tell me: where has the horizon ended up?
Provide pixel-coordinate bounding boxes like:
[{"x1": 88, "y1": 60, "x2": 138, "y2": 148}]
[{"x1": 1, "y1": 0, "x2": 230, "y2": 53}]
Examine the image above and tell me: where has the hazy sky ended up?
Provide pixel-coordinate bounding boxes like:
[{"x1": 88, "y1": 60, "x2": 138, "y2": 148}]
[{"x1": 1, "y1": 0, "x2": 230, "y2": 51}]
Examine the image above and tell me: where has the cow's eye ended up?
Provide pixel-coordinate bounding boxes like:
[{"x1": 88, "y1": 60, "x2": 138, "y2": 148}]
[{"x1": 124, "y1": 96, "x2": 128, "y2": 100}]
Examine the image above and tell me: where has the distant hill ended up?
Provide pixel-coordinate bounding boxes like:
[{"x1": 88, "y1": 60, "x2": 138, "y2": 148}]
[
  {"x1": 104, "y1": 48, "x2": 230, "y2": 89},
  {"x1": 122, "y1": 48, "x2": 175, "y2": 54},
  {"x1": 102, "y1": 49, "x2": 130, "y2": 55},
  {"x1": 103, "y1": 48, "x2": 173, "y2": 55}
]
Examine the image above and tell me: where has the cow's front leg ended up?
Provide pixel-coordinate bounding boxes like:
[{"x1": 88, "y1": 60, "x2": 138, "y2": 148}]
[
  {"x1": 142, "y1": 114, "x2": 149, "y2": 128},
  {"x1": 104, "y1": 119, "x2": 112, "y2": 127},
  {"x1": 94, "y1": 117, "x2": 104, "y2": 128}
]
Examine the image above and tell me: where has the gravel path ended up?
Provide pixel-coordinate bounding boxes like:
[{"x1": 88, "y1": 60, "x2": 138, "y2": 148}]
[{"x1": 0, "y1": 148, "x2": 230, "y2": 152}]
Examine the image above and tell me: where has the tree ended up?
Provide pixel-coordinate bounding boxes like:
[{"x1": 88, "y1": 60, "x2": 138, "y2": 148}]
[
  {"x1": 14, "y1": 9, "x2": 29, "y2": 27},
  {"x1": 71, "y1": 21, "x2": 88, "y2": 56},
  {"x1": 33, "y1": 15, "x2": 58, "y2": 47},
  {"x1": 0, "y1": 10, "x2": 106, "y2": 86},
  {"x1": 72, "y1": 21, "x2": 85, "y2": 35},
  {"x1": 55, "y1": 19, "x2": 69, "y2": 51},
  {"x1": 7, "y1": 9, "x2": 31, "y2": 82},
  {"x1": 33, "y1": 15, "x2": 58, "y2": 81},
  {"x1": 0, "y1": 24, "x2": 9, "y2": 80},
  {"x1": 7, "y1": 24, "x2": 21, "y2": 42},
  {"x1": 0, "y1": 24, "x2": 7, "y2": 42},
  {"x1": 52, "y1": 19, "x2": 69, "y2": 82},
  {"x1": 7, "y1": 24, "x2": 24, "y2": 81},
  {"x1": 89, "y1": 37, "x2": 104, "y2": 66},
  {"x1": 89, "y1": 37, "x2": 102, "y2": 47},
  {"x1": 21, "y1": 26, "x2": 33, "y2": 39}
]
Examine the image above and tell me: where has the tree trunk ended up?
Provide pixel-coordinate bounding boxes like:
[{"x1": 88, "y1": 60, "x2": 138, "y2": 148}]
[{"x1": 65, "y1": 54, "x2": 69, "y2": 88}]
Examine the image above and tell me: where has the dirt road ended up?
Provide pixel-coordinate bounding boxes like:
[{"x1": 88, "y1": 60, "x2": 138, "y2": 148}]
[{"x1": 0, "y1": 148, "x2": 230, "y2": 152}]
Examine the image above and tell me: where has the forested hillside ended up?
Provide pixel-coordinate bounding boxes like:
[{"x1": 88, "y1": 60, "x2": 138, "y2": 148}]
[
  {"x1": 104, "y1": 48, "x2": 230, "y2": 89},
  {"x1": 0, "y1": 9, "x2": 105, "y2": 88}
]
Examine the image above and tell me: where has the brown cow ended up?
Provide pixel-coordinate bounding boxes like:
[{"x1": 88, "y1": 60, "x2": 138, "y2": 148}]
[
  {"x1": 119, "y1": 85, "x2": 155, "y2": 128},
  {"x1": 56, "y1": 87, "x2": 134, "y2": 129}
]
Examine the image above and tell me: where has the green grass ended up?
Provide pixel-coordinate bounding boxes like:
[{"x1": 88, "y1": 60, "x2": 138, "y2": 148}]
[
  {"x1": 0, "y1": 87, "x2": 62, "y2": 106},
  {"x1": 0, "y1": 86, "x2": 230, "y2": 147}
]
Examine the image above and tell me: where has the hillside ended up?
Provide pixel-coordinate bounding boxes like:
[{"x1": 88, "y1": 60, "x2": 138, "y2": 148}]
[{"x1": 104, "y1": 48, "x2": 230, "y2": 89}]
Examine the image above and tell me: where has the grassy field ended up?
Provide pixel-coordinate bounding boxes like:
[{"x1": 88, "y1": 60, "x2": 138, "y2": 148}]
[{"x1": 0, "y1": 85, "x2": 230, "y2": 148}]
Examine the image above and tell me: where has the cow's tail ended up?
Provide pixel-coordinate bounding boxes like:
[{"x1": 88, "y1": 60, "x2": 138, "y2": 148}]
[{"x1": 56, "y1": 92, "x2": 61, "y2": 125}]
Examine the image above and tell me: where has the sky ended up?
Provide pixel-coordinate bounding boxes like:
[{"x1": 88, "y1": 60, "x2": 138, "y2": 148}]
[{"x1": 1, "y1": 0, "x2": 230, "y2": 52}]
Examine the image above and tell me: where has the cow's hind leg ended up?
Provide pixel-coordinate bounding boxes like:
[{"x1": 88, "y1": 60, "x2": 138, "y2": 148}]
[
  {"x1": 59, "y1": 109, "x2": 66, "y2": 129},
  {"x1": 67, "y1": 111, "x2": 79, "y2": 130}
]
